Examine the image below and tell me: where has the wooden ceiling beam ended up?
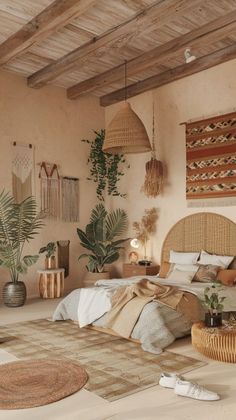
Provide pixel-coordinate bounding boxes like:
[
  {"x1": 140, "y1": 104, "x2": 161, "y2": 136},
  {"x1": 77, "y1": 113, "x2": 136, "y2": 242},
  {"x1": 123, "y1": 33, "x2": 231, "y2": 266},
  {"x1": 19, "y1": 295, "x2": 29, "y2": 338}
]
[
  {"x1": 27, "y1": 0, "x2": 203, "y2": 89},
  {"x1": 100, "y1": 43, "x2": 236, "y2": 106},
  {"x1": 67, "y1": 10, "x2": 236, "y2": 99},
  {"x1": 0, "y1": 0, "x2": 97, "y2": 66}
]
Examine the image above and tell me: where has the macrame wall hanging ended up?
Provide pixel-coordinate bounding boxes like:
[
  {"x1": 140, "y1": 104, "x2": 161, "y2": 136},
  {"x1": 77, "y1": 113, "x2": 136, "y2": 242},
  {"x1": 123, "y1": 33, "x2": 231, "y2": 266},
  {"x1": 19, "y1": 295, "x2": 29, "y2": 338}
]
[
  {"x1": 57, "y1": 240, "x2": 70, "y2": 277},
  {"x1": 12, "y1": 142, "x2": 35, "y2": 202},
  {"x1": 141, "y1": 103, "x2": 163, "y2": 198},
  {"x1": 61, "y1": 177, "x2": 79, "y2": 222},
  {"x1": 39, "y1": 162, "x2": 60, "y2": 219}
]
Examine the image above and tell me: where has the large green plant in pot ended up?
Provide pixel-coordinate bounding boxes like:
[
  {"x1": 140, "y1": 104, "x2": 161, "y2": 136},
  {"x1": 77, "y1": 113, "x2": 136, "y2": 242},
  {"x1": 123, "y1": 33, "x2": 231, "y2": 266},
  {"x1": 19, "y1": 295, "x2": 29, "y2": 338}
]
[
  {"x1": 77, "y1": 204, "x2": 128, "y2": 273},
  {"x1": 0, "y1": 191, "x2": 44, "y2": 307}
]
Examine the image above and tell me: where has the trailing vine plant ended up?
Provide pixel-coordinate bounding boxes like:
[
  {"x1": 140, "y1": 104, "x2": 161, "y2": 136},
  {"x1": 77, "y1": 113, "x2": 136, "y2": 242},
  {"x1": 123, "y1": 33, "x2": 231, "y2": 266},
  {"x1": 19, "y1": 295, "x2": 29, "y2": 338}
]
[{"x1": 82, "y1": 130, "x2": 129, "y2": 201}]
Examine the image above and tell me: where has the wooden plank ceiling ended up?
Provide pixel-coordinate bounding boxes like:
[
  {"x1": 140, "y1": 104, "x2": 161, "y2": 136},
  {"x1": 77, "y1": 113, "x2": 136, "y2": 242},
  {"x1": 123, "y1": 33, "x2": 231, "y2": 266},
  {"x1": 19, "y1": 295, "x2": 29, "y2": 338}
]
[{"x1": 0, "y1": 0, "x2": 236, "y2": 106}]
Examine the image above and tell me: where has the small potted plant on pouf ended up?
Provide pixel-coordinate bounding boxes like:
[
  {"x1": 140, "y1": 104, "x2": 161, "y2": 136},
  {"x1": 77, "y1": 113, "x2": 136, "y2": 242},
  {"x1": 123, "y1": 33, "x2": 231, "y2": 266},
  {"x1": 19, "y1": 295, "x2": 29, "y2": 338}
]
[
  {"x1": 0, "y1": 191, "x2": 44, "y2": 307},
  {"x1": 202, "y1": 282, "x2": 226, "y2": 327},
  {"x1": 39, "y1": 242, "x2": 57, "y2": 269}
]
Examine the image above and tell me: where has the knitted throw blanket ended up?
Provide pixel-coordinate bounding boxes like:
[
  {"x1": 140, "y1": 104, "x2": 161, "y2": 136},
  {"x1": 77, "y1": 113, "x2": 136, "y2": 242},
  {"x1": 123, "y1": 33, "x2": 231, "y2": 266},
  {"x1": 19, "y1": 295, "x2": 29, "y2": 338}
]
[{"x1": 104, "y1": 279, "x2": 185, "y2": 338}]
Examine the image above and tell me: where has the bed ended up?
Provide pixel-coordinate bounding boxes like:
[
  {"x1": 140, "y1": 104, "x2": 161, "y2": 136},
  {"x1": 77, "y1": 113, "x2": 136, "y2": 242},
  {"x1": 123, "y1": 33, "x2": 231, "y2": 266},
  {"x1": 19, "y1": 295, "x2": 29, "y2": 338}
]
[{"x1": 53, "y1": 212, "x2": 236, "y2": 354}]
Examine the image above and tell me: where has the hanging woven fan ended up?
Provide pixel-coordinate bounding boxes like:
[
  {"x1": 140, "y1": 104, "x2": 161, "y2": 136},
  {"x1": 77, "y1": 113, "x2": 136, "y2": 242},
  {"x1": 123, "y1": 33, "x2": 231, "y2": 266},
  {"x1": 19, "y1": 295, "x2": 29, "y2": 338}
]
[{"x1": 141, "y1": 104, "x2": 163, "y2": 198}]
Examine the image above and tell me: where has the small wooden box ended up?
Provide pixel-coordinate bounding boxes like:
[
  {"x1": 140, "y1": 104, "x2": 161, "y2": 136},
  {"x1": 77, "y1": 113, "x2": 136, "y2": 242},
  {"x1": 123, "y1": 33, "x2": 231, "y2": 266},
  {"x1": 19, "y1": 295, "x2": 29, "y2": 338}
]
[{"x1": 122, "y1": 263, "x2": 159, "y2": 278}]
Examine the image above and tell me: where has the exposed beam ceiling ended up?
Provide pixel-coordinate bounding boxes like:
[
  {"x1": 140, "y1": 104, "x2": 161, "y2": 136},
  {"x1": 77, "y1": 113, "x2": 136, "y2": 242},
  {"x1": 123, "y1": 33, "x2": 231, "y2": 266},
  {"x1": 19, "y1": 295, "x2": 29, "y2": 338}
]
[
  {"x1": 100, "y1": 43, "x2": 236, "y2": 106},
  {"x1": 27, "y1": 0, "x2": 203, "y2": 89},
  {"x1": 0, "y1": 0, "x2": 97, "y2": 66},
  {"x1": 67, "y1": 9, "x2": 236, "y2": 99}
]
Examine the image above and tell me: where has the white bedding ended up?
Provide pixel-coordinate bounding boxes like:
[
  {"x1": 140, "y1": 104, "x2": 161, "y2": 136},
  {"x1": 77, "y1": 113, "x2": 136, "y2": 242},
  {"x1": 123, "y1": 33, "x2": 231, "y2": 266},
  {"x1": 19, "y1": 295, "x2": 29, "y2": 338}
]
[{"x1": 52, "y1": 275, "x2": 236, "y2": 354}]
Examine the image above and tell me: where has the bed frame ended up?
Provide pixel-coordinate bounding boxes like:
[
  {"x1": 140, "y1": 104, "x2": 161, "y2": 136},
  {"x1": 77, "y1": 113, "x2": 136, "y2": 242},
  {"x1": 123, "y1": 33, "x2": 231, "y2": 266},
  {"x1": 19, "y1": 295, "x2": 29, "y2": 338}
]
[{"x1": 89, "y1": 212, "x2": 236, "y2": 340}]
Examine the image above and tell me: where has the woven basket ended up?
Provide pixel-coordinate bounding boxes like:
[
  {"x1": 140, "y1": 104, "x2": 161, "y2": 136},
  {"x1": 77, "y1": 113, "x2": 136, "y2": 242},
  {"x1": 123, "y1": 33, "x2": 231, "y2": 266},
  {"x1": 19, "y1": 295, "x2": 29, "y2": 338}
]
[
  {"x1": 192, "y1": 322, "x2": 236, "y2": 363},
  {"x1": 103, "y1": 102, "x2": 151, "y2": 154}
]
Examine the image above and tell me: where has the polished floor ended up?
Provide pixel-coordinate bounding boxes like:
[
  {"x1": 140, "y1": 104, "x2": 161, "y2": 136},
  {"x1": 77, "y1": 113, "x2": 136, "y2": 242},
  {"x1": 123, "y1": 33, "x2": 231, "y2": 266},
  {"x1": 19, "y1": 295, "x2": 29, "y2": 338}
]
[{"x1": 0, "y1": 298, "x2": 235, "y2": 420}]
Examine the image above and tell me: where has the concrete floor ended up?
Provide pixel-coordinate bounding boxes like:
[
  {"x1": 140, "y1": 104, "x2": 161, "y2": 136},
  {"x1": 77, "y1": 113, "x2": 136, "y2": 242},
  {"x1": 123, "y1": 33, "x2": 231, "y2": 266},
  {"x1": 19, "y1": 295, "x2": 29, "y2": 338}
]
[{"x1": 0, "y1": 298, "x2": 235, "y2": 420}]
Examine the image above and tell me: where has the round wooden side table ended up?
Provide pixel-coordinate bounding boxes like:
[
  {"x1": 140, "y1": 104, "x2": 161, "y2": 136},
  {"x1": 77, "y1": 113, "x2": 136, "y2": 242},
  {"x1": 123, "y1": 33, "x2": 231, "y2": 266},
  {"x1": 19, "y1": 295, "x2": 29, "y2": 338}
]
[
  {"x1": 38, "y1": 268, "x2": 65, "y2": 299},
  {"x1": 192, "y1": 321, "x2": 236, "y2": 363}
]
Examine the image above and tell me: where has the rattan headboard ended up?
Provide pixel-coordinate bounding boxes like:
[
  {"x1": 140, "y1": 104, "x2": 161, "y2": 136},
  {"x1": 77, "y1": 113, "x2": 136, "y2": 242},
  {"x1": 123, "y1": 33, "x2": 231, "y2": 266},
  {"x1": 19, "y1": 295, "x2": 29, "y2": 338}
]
[{"x1": 161, "y1": 212, "x2": 236, "y2": 264}]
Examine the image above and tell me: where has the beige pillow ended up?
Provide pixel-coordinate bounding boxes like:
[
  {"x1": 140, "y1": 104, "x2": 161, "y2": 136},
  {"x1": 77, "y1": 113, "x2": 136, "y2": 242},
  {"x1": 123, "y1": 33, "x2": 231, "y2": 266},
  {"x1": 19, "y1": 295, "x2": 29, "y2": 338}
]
[
  {"x1": 167, "y1": 269, "x2": 196, "y2": 284},
  {"x1": 193, "y1": 264, "x2": 221, "y2": 283}
]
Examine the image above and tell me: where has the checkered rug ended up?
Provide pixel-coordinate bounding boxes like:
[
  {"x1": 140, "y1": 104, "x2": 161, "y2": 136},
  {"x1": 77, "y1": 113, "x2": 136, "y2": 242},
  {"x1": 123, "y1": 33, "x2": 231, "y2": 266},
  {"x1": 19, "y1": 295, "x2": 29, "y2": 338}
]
[{"x1": 0, "y1": 319, "x2": 205, "y2": 401}]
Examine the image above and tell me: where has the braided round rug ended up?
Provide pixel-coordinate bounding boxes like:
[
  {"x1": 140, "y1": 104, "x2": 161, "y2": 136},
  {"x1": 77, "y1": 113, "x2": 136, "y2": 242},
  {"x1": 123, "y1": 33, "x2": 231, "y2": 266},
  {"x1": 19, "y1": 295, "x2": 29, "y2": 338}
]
[{"x1": 0, "y1": 359, "x2": 88, "y2": 409}]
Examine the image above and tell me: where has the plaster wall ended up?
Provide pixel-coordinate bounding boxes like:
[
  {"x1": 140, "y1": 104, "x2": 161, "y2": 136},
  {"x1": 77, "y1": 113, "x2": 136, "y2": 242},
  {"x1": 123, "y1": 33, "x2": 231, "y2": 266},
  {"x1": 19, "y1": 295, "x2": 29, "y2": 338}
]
[
  {"x1": 0, "y1": 71, "x2": 104, "y2": 298},
  {"x1": 105, "y1": 59, "x2": 236, "y2": 274}
]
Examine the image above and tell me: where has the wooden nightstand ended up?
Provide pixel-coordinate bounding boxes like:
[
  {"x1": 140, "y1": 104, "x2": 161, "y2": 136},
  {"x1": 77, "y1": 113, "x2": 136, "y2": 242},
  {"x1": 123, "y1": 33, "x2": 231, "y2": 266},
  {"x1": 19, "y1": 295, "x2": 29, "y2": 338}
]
[{"x1": 122, "y1": 263, "x2": 159, "y2": 278}]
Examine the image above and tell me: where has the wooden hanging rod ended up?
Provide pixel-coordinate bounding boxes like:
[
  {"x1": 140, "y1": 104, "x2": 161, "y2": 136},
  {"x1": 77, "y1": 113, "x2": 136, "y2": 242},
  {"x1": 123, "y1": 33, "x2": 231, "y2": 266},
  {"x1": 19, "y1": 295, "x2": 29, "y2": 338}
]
[
  {"x1": 63, "y1": 176, "x2": 79, "y2": 181},
  {"x1": 13, "y1": 141, "x2": 32, "y2": 148},
  {"x1": 180, "y1": 109, "x2": 236, "y2": 126}
]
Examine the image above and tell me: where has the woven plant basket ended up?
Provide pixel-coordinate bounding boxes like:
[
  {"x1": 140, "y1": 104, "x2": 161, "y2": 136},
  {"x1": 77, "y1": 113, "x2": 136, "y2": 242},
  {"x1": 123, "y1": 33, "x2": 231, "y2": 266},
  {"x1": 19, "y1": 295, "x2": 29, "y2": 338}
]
[{"x1": 103, "y1": 102, "x2": 151, "y2": 154}]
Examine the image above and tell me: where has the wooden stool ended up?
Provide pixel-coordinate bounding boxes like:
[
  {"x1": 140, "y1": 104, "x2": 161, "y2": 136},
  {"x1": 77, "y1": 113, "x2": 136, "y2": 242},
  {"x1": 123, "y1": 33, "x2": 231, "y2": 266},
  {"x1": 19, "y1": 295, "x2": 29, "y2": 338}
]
[{"x1": 38, "y1": 269, "x2": 65, "y2": 299}]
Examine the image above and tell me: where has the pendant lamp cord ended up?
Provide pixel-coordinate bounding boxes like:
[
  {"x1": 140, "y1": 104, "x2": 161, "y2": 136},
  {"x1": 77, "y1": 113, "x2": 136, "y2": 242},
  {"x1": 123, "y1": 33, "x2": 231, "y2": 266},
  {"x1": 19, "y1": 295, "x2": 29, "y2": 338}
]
[
  {"x1": 124, "y1": 60, "x2": 127, "y2": 102},
  {"x1": 152, "y1": 102, "x2": 156, "y2": 159}
]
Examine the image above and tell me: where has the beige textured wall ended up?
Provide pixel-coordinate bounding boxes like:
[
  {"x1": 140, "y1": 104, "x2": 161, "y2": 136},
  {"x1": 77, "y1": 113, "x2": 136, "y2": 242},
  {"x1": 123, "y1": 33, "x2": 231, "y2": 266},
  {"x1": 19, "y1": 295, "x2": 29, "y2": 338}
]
[
  {"x1": 105, "y1": 59, "x2": 236, "y2": 274},
  {"x1": 0, "y1": 71, "x2": 104, "y2": 298}
]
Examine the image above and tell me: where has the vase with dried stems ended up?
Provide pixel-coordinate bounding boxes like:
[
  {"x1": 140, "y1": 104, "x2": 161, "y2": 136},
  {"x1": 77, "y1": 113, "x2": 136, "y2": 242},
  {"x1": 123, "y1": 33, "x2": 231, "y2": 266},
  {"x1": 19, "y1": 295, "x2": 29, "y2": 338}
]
[{"x1": 133, "y1": 208, "x2": 158, "y2": 265}]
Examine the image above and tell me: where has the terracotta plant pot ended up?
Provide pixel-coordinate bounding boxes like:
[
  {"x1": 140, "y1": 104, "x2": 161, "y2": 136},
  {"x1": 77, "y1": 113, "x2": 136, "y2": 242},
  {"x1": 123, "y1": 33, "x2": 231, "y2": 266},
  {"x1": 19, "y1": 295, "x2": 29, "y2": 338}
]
[
  {"x1": 45, "y1": 256, "x2": 56, "y2": 269},
  {"x1": 2, "y1": 281, "x2": 27, "y2": 307},
  {"x1": 205, "y1": 312, "x2": 222, "y2": 328}
]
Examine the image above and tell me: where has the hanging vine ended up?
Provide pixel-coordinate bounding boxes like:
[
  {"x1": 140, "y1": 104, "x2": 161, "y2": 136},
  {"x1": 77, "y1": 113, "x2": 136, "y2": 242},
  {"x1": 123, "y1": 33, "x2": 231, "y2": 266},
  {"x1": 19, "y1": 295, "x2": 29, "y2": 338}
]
[{"x1": 82, "y1": 130, "x2": 129, "y2": 201}]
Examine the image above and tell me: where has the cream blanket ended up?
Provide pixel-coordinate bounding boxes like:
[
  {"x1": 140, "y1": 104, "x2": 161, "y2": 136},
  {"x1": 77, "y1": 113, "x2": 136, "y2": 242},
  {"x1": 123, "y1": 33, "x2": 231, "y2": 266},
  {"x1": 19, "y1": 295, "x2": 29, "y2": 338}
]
[{"x1": 104, "y1": 279, "x2": 201, "y2": 338}]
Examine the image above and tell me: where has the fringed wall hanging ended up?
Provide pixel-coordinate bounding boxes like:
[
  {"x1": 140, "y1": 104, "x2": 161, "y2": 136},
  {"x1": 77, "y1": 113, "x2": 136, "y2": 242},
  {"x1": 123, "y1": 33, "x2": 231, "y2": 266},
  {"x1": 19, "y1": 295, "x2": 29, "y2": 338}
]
[
  {"x1": 12, "y1": 142, "x2": 35, "y2": 202},
  {"x1": 57, "y1": 240, "x2": 70, "y2": 277},
  {"x1": 185, "y1": 111, "x2": 236, "y2": 207},
  {"x1": 39, "y1": 162, "x2": 60, "y2": 219},
  {"x1": 141, "y1": 104, "x2": 163, "y2": 198},
  {"x1": 61, "y1": 177, "x2": 79, "y2": 222}
]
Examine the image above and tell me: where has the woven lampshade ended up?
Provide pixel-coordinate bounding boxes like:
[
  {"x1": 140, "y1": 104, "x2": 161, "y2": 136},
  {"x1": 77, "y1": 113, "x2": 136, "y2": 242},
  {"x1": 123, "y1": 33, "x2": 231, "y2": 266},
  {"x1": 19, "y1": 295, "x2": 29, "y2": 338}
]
[{"x1": 103, "y1": 102, "x2": 151, "y2": 154}]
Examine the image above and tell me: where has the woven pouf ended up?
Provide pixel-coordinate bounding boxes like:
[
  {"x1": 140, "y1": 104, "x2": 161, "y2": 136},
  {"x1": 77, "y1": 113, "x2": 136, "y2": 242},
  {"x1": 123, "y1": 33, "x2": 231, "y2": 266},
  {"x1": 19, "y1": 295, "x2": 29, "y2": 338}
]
[
  {"x1": 192, "y1": 322, "x2": 236, "y2": 363},
  {"x1": 0, "y1": 359, "x2": 88, "y2": 409}
]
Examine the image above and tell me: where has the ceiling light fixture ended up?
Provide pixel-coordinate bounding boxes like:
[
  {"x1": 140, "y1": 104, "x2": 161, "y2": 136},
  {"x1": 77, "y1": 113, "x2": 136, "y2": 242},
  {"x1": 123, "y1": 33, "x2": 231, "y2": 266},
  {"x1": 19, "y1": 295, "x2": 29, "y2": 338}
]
[
  {"x1": 184, "y1": 48, "x2": 196, "y2": 64},
  {"x1": 102, "y1": 60, "x2": 151, "y2": 154}
]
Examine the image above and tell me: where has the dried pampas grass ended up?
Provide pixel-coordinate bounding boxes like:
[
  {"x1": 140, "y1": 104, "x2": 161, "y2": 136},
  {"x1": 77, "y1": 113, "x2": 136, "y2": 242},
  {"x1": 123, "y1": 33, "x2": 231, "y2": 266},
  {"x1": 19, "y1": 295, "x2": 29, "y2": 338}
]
[{"x1": 141, "y1": 158, "x2": 163, "y2": 198}]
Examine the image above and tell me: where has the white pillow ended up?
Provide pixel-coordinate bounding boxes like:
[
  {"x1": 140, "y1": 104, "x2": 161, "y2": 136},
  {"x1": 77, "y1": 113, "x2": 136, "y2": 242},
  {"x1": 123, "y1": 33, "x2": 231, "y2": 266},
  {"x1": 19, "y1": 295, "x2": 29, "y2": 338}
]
[
  {"x1": 198, "y1": 250, "x2": 234, "y2": 269},
  {"x1": 173, "y1": 263, "x2": 199, "y2": 273},
  {"x1": 169, "y1": 250, "x2": 200, "y2": 265},
  {"x1": 167, "y1": 269, "x2": 195, "y2": 284}
]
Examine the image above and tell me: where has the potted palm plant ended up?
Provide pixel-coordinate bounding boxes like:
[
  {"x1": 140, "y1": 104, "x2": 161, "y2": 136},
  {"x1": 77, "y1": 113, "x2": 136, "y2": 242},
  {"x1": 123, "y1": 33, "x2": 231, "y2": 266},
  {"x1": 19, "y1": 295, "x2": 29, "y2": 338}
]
[
  {"x1": 0, "y1": 190, "x2": 44, "y2": 307},
  {"x1": 77, "y1": 204, "x2": 128, "y2": 283},
  {"x1": 39, "y1": 242, "x2": 57, "y2": 269},
  {"x1": 202, "y1": 282, "x2": 226, "y2": 327}
]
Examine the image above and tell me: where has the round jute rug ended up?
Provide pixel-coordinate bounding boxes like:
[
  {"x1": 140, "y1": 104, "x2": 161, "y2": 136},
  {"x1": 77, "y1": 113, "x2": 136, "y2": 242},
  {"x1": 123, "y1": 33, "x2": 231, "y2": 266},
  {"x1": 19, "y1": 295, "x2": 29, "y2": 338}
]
[{"x1": 0, "y1": 358, "x2": 88, "y2": 409}]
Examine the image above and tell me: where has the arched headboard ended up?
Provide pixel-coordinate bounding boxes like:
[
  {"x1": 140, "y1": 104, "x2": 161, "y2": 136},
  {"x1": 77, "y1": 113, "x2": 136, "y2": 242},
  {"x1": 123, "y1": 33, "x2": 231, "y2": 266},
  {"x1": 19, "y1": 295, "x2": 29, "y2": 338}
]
[{"x1": 161, "y1": 212, "x2": 236, "y2": 264}]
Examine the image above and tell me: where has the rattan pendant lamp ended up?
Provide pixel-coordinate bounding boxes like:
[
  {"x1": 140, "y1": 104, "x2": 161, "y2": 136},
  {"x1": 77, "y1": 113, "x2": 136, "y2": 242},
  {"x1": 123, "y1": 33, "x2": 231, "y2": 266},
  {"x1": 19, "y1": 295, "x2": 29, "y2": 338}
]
[{"x1": 102, "y1": 61, "x2": 151, "y2": 154}]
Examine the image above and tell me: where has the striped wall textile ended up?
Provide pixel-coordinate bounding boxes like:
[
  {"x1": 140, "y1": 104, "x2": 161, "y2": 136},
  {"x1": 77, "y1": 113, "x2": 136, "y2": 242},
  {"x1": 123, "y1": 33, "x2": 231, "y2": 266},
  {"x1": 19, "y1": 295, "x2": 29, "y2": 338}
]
[{"x1": 185, "y1": 111, "x2": 236, "y2": 207}]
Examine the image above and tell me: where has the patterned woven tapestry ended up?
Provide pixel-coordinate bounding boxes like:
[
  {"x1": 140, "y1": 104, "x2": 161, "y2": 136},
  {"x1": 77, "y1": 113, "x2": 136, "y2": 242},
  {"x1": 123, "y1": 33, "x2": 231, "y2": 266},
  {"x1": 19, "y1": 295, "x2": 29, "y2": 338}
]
[{"x1": 186, "y1": 111, "x2": 236, "y2": 206}]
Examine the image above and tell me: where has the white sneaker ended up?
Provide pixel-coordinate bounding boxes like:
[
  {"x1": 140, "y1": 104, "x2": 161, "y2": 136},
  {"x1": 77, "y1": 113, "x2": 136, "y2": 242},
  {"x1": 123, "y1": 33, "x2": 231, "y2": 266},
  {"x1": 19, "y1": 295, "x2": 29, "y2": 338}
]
[
  {"x1": 159, "y1": 372, "x2": 184, "y2": 389},
  {"x1": 174, "y1": 379, "x2": 220, "y2": 401}
]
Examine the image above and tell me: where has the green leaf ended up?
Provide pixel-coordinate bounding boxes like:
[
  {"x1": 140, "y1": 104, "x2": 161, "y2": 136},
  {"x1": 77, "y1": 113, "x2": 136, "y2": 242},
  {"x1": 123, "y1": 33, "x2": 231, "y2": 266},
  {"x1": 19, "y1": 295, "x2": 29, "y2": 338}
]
[
  {"x1": 23, "y1": 255, "x2": 39, "y2": 267},
  {"x1": 16, "y1": 262, "x2": 28, "y2": 274},
  {"x1": 105, "y1": 209, "x2": 128, "y2": 240},
  {"x1": 77, "y1": 228, "x2": 94, "y2": 248}
]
